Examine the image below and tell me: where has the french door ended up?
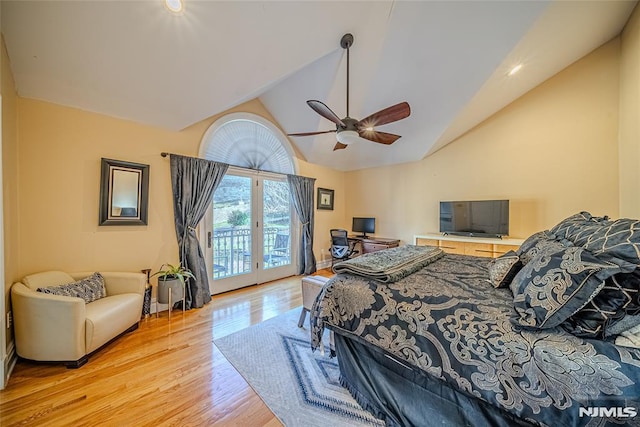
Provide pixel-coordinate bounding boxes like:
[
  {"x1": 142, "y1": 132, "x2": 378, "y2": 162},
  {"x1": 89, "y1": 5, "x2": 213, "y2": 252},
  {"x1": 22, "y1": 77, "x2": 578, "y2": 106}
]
[{"x1": 203, "y1": 169, "x2": 297, "y2": 294}]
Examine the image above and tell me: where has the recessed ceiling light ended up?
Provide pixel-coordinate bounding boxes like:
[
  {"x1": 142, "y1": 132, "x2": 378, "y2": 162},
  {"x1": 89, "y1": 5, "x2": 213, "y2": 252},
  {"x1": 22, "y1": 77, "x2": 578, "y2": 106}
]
[
  {"x1": 164, "y1": 0, "x2": 184, "y2": 14},
  {"x1": 508, "y1": 64, "x2": 523, "y2": 77}
]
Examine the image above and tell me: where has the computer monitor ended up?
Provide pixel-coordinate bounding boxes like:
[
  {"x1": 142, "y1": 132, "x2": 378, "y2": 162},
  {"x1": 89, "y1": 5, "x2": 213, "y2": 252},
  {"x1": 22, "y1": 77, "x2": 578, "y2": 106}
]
[{"x1": 352, "y1": 217, "x2": 375, "y2": 238}]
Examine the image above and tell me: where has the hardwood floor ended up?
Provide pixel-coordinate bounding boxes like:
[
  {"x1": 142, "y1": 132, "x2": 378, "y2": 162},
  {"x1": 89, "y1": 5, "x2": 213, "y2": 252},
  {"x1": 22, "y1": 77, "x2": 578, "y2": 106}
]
[{"x1": 0, "y1": 270, "x2": 333, "y2": 426}]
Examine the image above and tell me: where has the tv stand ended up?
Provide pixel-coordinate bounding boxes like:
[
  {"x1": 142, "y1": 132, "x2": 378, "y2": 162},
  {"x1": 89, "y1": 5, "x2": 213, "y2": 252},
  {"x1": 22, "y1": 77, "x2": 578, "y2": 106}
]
[
  {"x1": 443, "y1": 232, "x2": 503, "y2": 239},
  {"x1": 415, "y1": 233, "x2": 524, "y2": 258}
]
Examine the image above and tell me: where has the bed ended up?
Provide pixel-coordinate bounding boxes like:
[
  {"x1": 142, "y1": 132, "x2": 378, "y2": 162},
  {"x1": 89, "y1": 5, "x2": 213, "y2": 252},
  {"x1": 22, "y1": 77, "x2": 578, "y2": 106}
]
[{"x1": 310, "y1": 213, "x2": 640, "y2": 427}]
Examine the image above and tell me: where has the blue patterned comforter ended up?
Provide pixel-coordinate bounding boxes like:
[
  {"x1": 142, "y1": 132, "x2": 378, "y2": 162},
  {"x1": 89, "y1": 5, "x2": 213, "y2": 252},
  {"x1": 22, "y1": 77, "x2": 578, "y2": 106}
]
[{"x1": 310, "y1": 254, "x2": 640, "y2": 427}]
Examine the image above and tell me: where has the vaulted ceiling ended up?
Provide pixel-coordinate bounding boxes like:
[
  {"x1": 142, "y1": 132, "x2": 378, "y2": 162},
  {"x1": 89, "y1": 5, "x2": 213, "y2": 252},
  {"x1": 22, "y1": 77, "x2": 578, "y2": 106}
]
[{"x1": 2, "y1": 1, "x2": 637, "y2": 171}]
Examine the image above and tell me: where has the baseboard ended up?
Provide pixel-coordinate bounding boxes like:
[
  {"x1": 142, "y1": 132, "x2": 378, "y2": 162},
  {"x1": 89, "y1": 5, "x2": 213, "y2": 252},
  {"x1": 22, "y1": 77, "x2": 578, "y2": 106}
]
[
  {"x1": 317, "y1": 259, "x2": 332, "y2": 270},
  {"x1": 144, "y1": 297, "x2": 189, "y2": 317},
  {"x1": 151, "y1": 298, "x2": 180, "y2": 314},
  {"x1": 3, "y1": 339, "x2": 17, "y2": 389}
]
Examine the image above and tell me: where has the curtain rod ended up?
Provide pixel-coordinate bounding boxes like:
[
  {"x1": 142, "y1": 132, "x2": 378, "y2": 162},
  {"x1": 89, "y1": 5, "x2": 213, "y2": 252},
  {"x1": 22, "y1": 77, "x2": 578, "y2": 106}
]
[{"x1": 160, "y1": 152, "x2": 294, "y2": 177}]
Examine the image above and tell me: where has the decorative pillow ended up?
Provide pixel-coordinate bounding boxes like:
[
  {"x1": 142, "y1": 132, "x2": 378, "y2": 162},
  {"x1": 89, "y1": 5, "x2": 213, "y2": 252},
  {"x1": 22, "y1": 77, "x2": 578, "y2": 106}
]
[
  {"x1": 582, "y1": 218, "x2": 640, "y2": 265},
  {"x1": 510, "y1": 247, "x2": 622, "y2": 329},
  {"x1": 517, "y1": 235, "x2": 569, "y2": 266},
  {"x1": 615, "y1": 323, "x2": 640, "y2": 349},
  {"x1": 487, "y1": 251, "x2": 522, "y2": 288},
  {"x1": 37, "y1": 272, "x2": 107, "y2": 304},
  {"x1": 608, "y1": 315, "x2": 640, "y2": 337},
  {"x1": 548, "y1": 211, "x2": 609, "y2": 245},
  {"x1": 516, "y1": 231, "x2": 554, "y2": 256},
  {"x1": 548, "y1": 211, "x2": 591, "y2": 235},
  {"x1": 562, "y1": 269, "x2": 640, "y2": 338}
]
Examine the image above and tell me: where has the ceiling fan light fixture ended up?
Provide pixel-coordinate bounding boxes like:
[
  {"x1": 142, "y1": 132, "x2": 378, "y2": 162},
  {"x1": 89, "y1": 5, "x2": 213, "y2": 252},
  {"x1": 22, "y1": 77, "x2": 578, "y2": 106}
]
[{"x1": 336, "y1": 130, "x2": 360, "y2": 145}]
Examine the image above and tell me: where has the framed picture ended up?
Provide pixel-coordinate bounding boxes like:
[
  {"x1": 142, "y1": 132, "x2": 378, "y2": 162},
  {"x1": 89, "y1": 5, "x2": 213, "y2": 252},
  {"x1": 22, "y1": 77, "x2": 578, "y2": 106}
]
[{"x1": 317, "y1": 188, "x2": 334, "y2": 210}]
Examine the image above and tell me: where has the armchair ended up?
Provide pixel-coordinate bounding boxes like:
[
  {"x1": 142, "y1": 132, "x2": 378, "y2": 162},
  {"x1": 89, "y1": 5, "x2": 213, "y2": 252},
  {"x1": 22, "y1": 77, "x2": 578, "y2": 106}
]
[{"x1": 11, "y1": 270, "x2": 145, "y2": 368}]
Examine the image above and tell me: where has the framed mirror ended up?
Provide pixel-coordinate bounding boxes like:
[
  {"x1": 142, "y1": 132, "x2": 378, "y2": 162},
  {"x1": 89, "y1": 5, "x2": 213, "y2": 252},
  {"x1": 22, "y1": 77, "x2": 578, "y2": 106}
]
[{"x1": 99, "y1": 158, "x2": 149, "y2": 226}]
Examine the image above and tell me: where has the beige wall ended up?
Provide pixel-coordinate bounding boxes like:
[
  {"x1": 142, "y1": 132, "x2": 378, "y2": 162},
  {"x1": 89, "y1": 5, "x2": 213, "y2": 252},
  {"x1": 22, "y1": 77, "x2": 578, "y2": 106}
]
[
  {"x1": 2, "y1": 36, "x2": 18, "y2": 353},
  {"x1": 345, "y1": 39, "x2": 622, "y2": 244},
  {"x1": 299, "y1": 160, "x2": 347, "y2": 265},
  {"x1": 15, "y1": 98, "x2": 344, "y2": 278},
  {"x1": 619, "y1": 4, "x2": 640, "y2": 217}
]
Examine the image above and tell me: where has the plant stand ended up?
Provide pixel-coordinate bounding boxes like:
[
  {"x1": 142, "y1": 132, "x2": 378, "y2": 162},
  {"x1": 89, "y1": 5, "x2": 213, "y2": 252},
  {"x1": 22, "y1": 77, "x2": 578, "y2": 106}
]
[{"x1": 156, "y1": 278, "x2": 185, "y2": 320}]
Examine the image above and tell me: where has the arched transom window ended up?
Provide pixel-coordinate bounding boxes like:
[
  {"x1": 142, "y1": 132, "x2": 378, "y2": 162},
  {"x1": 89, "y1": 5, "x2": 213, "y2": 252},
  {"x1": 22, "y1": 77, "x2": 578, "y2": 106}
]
[{"x1": 200, "y1": 112, "x2": 296, "y2": 174}]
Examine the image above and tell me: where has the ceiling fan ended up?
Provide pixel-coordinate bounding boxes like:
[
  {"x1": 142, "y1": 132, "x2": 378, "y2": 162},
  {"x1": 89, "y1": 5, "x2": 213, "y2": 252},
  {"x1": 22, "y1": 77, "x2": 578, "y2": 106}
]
[{"x1": 288, "y1": 33, "x2": 411, "y2": 151}]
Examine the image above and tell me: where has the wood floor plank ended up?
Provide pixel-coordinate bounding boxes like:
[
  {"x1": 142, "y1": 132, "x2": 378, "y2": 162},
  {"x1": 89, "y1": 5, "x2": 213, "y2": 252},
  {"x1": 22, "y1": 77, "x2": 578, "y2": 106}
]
[{"x1": 0, "y1": 271, "x2": 333, "y2": 426}]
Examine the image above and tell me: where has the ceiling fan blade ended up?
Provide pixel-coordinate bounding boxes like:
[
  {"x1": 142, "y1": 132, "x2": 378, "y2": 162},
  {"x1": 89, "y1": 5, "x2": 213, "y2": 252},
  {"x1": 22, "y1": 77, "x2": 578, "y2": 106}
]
[
  {"x1": 358, "y1": 102, "x2": 410, "y2": 129},
  {"x1": 358, "y1": 130, "x2": 401, "y2": 145},
  {"x1": 307, "y1": 100, "x2": 346, "y2": 127},
  {"x1": 287, "y1": 130, "x2": 336, "y2": 137},
  {"x1": 333, "y1": 142, "x2": 348, "y2": 151}
]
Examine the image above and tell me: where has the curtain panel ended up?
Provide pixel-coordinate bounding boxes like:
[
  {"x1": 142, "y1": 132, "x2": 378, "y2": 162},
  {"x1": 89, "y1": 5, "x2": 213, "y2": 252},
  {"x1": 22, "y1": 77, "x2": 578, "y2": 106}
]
[
  {"x1": 287, "y1": 174, "x2": 317, "y2": 275},
  {"x1": 170, "y1": 154, "x2": 229, "y2": 309}
]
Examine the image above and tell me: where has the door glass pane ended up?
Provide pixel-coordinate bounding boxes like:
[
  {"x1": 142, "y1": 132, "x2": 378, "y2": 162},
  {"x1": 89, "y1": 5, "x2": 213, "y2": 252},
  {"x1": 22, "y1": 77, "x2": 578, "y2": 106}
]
[
  {"x1": 263, "y1": 179, "x2": 291, "y2": 270},
  {"x1": 212, "y1": 175, "x2": 252, "y2": 279}
]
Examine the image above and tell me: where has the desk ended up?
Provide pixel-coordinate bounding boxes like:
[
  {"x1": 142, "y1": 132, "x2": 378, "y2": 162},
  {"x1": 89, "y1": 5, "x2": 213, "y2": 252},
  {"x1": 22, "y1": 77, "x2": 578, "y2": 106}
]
[{"x1": 348, "y1": 235, "x2": 400, "y2": 254}]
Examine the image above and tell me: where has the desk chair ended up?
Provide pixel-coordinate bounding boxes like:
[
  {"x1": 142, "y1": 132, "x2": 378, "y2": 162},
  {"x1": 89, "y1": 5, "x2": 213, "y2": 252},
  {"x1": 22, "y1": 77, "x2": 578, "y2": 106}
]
[{"x1": 330, "y1": 229, "x2": 359, "y2": 266}]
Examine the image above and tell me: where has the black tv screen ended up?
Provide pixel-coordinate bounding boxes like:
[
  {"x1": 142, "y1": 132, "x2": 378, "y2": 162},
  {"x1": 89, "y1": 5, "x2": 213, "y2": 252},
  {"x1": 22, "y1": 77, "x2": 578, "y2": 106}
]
[
  {"x1": 439, "y1": 200, "x2": 509, "y2": 238},
  {"x1": 352, "y1": 217, "x2": 375, "y2": 237}
]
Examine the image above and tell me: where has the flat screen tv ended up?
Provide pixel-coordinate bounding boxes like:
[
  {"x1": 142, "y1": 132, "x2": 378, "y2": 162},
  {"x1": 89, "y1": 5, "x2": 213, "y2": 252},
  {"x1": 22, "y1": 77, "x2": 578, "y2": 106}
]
[
  {"x1": 439, "y1": 200, "x2": 509, "y2": 238},
  {"x1": 352, "y1": 217, "x2": 375, "y2": 238}
]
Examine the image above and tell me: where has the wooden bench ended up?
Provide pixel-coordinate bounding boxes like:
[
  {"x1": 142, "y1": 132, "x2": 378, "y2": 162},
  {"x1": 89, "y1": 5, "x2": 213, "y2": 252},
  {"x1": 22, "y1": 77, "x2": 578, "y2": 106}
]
[{"x1": 298, "y1": 275, "x2": 330, "y2": 327}]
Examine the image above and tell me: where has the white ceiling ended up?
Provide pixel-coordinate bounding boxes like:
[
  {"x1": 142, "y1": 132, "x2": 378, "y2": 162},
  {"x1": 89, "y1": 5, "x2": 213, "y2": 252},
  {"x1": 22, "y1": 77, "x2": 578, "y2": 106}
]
[{"x1": 2, "y1": 1, "x2": 637, "y2": 171}]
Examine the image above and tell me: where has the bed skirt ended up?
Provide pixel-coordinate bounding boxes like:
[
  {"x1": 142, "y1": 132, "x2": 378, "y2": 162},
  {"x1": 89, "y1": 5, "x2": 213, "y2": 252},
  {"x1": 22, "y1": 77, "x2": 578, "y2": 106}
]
[{"x1": 334, "y1": 333, "x2": 536, "y2": 427}]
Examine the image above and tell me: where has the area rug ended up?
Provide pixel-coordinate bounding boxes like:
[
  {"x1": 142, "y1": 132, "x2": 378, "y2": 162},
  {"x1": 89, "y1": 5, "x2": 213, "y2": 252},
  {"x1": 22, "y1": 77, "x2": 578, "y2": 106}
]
[{"x1": 214, "y1": 307, "x2": 384, "y2": 427}]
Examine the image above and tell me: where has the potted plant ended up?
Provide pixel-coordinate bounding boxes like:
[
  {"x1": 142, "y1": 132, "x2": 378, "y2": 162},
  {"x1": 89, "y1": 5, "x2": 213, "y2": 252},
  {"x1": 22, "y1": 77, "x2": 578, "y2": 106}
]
[{"x1": 151, "y1": 263, "x2": 195, "y2": 305}]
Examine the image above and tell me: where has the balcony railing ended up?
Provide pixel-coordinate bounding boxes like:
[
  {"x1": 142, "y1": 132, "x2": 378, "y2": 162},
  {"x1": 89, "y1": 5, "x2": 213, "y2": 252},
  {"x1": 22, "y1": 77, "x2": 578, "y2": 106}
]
[{"x1": 212, "y1": 227, "x2": 290, "y2": 279}]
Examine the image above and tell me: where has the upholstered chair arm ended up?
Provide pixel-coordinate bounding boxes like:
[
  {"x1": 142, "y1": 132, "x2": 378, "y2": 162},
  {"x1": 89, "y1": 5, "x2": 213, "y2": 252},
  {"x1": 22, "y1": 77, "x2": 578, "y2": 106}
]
[
  {"x1": 11, "y1": 282, "x2": 86, "y2": 361},
  {"x1": 70, "y1": 272, "x2": 146, "y2": 296}
]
